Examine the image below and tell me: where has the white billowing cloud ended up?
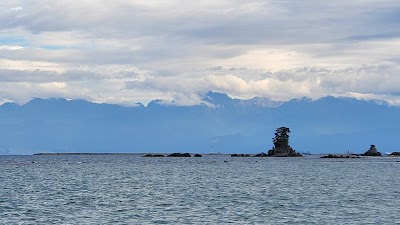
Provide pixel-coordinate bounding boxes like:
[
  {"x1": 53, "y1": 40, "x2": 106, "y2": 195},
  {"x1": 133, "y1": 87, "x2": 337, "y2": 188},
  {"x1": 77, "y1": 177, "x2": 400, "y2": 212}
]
[
  {"x1": 1, "y1": 0, "x2": 400, "y2": 105},
  {"x1": 0, "y1": 81, "x2": 69, "y2": 103},
  {"x1": 127, "y1": 73, "x2": 315, "y2": 102},
  {"x1": 156, "y1": 92, "x2": 214, "y2": 107},
  {"x1": 215, "y1": 48, "x2": 313, "y2": 72},
  {"x1": 0, "y1": 63, "x2": 155, "y2": 105},
  {"x1": 127, "y1": 61, "x2": 400, "y2": 105}
]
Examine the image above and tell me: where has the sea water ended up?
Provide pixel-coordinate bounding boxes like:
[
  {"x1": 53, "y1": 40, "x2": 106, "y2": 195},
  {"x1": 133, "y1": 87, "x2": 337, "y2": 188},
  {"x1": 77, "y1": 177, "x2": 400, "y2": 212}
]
[{"x1": 1, "y1": 155, "x2": 400, "y2": 224}]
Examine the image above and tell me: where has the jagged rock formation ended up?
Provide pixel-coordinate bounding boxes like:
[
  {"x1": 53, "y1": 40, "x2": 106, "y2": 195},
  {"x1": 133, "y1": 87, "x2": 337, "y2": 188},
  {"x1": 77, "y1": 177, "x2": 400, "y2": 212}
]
[
  {"x1": 361, "y1": 145, "x2": 382, "y2": 156},
  {"x1": 390, "y1": 152, "x2": 400, "y2": 156},
  {"x1": 167, "y1": 153, "x2": 191, "y2": 157},
  {"x1": 267, "y1": 127, "x2": 302, "y2": 157}
]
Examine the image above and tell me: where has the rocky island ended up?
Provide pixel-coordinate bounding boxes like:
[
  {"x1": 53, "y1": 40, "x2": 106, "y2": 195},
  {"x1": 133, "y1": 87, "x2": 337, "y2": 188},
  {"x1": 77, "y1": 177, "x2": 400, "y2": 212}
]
[
  {"x1": 361, "y1": 145, "x2": 382, "y2": 156},
  {"x1": 231, "y1": 127, "x2": 302, "y2": 157},
  {"x1": 266, "y1": 127, "x2": 302, "y2": 157}
]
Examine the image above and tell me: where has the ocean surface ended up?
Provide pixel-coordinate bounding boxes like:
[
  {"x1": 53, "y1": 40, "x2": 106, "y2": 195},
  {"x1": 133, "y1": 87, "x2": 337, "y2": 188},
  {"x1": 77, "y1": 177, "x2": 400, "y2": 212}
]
[{"x1": 1, "y1": 154, "x2": 400, "y2": 224}]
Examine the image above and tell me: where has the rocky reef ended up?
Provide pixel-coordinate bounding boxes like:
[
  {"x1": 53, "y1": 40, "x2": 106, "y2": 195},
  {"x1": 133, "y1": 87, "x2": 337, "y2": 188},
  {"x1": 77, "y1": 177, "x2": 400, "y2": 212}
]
[
  {"x1": 143, "y1": 154, "x2": 165, "y2": 157},
  {"x1": 361, "y1": 145, "x2": 382, "y2": 156},
  {"x1": 253, "y1": 152, "x2": 268, "y2": 157},
  {"x1": 167, "y1": 153, "x2": 191, "y2": 157},
  {"x1": 194, "y1": 154, "x2": 202, "y2": 157},
  {"x1": 321, "y1": 154, "x2": 360, "y2": 158},
  {"x1": 231, "y1": 154, "x2": 252, "y2": 157},
  {"x1": 390, "y1": 152, "x2": 400, "y2": 156}
]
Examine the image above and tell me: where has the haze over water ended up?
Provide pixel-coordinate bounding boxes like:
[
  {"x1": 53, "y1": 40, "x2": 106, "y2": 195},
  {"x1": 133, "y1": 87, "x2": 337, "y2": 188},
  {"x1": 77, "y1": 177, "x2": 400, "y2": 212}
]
[{"x1": 1, "y1": 155, "x2": 400, "y2": 224}]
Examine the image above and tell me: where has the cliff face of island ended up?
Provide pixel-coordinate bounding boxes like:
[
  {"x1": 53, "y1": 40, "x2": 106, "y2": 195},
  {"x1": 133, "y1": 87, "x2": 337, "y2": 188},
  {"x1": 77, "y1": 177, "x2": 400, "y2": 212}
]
[
  {"x1": 267, "y1": 127, "x2": 302, "y2": 157},
  {"x1": 361, "y1": 145, "x2": 382, "y2": 156}
]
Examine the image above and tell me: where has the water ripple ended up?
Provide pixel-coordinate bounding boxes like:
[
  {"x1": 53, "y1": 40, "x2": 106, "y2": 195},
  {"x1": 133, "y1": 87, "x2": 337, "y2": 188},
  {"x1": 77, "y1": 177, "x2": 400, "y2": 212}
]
[{"x1": 1, "y1": 155, "x2": 400, "y2": 224}]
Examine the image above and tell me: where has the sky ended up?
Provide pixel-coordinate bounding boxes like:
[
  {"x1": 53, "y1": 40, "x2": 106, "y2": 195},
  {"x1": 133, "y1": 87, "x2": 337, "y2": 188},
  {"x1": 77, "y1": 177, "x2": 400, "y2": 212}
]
[{"x1": 1, "y1": 0, "x2": 400, "y2": 106}]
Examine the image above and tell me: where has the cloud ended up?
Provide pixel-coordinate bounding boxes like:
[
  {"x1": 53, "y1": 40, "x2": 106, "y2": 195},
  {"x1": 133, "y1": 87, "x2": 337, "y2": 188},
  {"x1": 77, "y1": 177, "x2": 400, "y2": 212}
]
[
  {"x1": 126, "y1": 62, "x2": 400, "y2": 105},
  {"x1": 1, "y1": 1, "x2": 400, "y2": 105}
]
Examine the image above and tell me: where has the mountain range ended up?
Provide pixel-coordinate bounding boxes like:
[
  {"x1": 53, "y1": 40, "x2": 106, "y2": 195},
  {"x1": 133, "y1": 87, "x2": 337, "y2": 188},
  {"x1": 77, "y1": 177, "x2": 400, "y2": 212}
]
[{"x1": 1, "y1": 92, "x2": 399, "y2": 155}]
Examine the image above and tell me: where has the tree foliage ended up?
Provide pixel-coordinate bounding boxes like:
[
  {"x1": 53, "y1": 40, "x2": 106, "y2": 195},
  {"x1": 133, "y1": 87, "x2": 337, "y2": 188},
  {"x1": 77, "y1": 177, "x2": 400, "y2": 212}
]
[
  {"x1": 268, "y1": 127, "x2": 301, "y2": 157},
  {"x1": 272, "y1": 127, "x2": 291, "y2": 148}
]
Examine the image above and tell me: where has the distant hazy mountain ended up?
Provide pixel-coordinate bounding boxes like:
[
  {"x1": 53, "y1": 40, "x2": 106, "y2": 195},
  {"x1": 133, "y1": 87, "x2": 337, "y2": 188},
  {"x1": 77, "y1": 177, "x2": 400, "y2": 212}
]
[{"x1": 1, "y1": 92, "x2": 399, "y2": 155}]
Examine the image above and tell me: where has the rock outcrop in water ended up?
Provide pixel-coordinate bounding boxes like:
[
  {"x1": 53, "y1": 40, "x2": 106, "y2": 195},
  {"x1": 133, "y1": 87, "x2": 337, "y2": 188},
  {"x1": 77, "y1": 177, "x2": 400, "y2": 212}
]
[
  {"x1": 361, "y1": 145, "x2": 382, "y2": 156},
  {"x1": 253, "y1": 152, "x2": 268, "y2": 157},
  {"x1": 390, "y1": 152, "x2": 400, "y2": 156},
  {"x1": 143, "y1": 154, "x2": 165, "y2": 157},
  {"x1": 194, "y1": 154, "x2": 202, "y2": 157},
  {"x1": 321, "y1": 154, "x2": 360, "y2": 158},
  {"x1": 231, "y1": 154, "x2": 251, "y2": 157},
  {"x1": 167, "y1": 153, "x2": 191, "y2": 157},
  {"x1": 267, "y1": 127, "x2": 302, "y2": 157}
]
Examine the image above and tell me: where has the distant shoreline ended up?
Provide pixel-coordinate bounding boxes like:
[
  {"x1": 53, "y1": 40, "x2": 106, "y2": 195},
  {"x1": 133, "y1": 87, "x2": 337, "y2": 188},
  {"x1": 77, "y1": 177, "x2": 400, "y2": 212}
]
[
  {"x1": 30, "y1": 152, "x2": 400, "y2": 157},
  {"x1": 34, "y1": 153, "x2": 146, "y2": 155},
  {"x1": 33, "y1": 153, "x2": 226, "y2": 156}
]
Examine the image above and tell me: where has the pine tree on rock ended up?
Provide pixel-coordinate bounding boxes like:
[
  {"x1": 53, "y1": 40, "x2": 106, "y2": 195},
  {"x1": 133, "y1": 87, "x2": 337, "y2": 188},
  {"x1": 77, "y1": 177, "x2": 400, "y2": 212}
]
[{"x1": 268, "y1": 127, "x2": 302, "y2": 157}]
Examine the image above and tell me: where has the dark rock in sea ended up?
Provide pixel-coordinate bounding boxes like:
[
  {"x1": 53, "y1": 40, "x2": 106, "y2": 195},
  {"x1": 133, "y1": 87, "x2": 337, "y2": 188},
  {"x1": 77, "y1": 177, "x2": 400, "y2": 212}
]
[
  {"x1": 253, "y1": 152, "x2": 268, "y2": 157},
  {"x1": 143, "y1": 154, "x2": 165, "y2": 157},
  {"x1": 390, "y1": 152, "x2": 400, "y2": 156},
  {"x1": 361, "y1": 145, "x2": 382, "y2": 156},
  {"x1": 267, "y1": 127, "x2": 302, "y2": 157},
  {"x1": 320, "y1": 154, "x2": 360, "y2": 158},
  {"x1": 167, "y1": 153, "x2": 191, "y2": 157},
  {"x1": 268, "y1": 146, "x2": 302, "y2": 157},
  {"x1": 194, "y1": 154, "x2": 202, "y2": 157},
  {"x1": 231, "y1": 154, "x2": 251, "y2": 157}
]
